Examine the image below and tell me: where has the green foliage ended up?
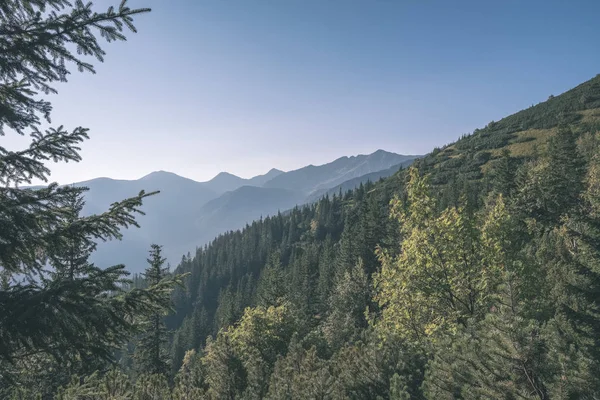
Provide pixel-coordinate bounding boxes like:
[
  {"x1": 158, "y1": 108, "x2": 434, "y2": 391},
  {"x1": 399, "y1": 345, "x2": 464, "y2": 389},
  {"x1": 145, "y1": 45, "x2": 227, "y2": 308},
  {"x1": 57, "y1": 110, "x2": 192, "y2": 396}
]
[
  {"x1": 0, "y1": 0, "x2": 186, "y2": 396},
  {"x1": 6, "y1": 2, "x2": 600, "y2": 395},
  {"x1": 229, "y1": 303, "x2": 297, "y2": 367},
  {"x1": 373, "y1": 168, "x2": 510, "y2": 344},
  {"x1": 132, "y1": 374, "x2": 171, "y2": 400},
  {"x1": 256, "y1": 252, "x2": 286, "y2": 307},
  {"x1": 202, "y1": 334, "x2": 247, "y2": 400},
  {"x1": 55, "y1": 368, "x2": 132, "y2": 400},
  {"x1": 167, "y1": 182, "x2": 394, "y2": 372},
  {"x1": 415, "y1": 75, "x2": 600, "y2": 185},
  {"x1": 155, "y1": 81, "x2": 600, "y2": 397},
  {"x1": 199, "y1": 303, "x2": 297, "y2": 399},
  {"x1": 172, "y1": 350, "x2": 205, "y2": 400},
  {"x1": 266, "y1": 339, "x2": 333, "y2": 400},
  {"x1": 56, "y1": 369, "x2": 172, "y2": 400},
  {"x1": 489, "y1": 148, "x2": 517, "y2": 197},
  {"x1": 134, "y1": 245, "x2": 171, "y2": 376},
  {"x1": 0, "y1": 0, "x2": 149, "y2": 135},
  {"x1": 515, "y1": 126, "x2": 585, "y2": 225},
  {"x1": 330, "y1": 331, "x2": 426, "y2": 400},
  {"x1": 322, "y1": 261, "x2": 371, "y2": 351},
  {"x1": 421, "y1": 108, "x2": 600, "y2": 399}
]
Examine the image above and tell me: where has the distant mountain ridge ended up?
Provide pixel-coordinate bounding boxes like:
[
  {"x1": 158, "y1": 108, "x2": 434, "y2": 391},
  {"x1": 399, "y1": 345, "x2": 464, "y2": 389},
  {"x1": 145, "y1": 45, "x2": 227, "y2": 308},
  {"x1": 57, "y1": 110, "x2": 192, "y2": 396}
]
[
  {"x1": 305, "y1": 159, "x2": 416, "y2": 203},
  {"x1": 200, "y1": 168, "x2": 284, "y2": 193},
  {"x1": 263, "y1": 150, "x2": 417, "y2": 195},
  {"x1": 63, "y1": 150, "x2": 420, "y2": 272}
]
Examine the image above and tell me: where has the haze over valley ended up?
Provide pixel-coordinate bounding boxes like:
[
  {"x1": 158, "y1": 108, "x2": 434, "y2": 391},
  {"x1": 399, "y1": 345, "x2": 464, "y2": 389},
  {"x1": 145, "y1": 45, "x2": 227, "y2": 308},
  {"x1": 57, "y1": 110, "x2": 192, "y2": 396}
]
[{"x1": 73, "y1": 150, "x2": 418, "y2": 271}]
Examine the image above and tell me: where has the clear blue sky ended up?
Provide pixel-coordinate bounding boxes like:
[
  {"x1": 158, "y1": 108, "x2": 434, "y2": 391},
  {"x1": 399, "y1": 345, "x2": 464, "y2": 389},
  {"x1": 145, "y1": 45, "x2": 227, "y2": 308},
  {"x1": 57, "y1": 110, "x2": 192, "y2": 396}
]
[{"x1": 12, "y1": 0, "x2": 600, "y2": 183}]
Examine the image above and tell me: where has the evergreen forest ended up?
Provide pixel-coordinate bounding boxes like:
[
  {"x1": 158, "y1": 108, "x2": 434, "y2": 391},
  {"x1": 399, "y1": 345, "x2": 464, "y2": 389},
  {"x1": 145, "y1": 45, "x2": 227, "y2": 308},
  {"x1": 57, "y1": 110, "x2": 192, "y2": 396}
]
[{"x1": 2, "y1": 1, "x2": 600, "y2": 399}]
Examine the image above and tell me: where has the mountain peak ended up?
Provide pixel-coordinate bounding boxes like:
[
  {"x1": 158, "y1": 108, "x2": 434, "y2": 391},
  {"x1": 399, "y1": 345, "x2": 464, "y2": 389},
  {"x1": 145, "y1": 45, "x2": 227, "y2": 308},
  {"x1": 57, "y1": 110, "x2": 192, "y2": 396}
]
[
  {"x1": 372, "y1": 149, "x2": 391, "y2": 155},
  {"x1": 140, "y1": 170, "x2": 184, "y2": 181},
  {"x1": 203, "y1": 172, "x2": 246, "y2": 194},
  {"x1": 262, "y1": 150, "x2": 418, "y2": 194},
  {"x1": 212, "y1": 171, "x2": 241, "y2": 180},
  {"x1": 245, "y1": 168, "x2": 285, "y2": 187}
]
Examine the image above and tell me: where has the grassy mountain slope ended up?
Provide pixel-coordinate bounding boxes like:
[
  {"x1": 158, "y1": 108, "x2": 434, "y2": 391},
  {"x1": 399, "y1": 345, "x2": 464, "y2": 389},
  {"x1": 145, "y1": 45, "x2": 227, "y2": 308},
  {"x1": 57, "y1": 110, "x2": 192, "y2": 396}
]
[{"x1": 415, "y1": 74, "x2": 600, "y2": 184}]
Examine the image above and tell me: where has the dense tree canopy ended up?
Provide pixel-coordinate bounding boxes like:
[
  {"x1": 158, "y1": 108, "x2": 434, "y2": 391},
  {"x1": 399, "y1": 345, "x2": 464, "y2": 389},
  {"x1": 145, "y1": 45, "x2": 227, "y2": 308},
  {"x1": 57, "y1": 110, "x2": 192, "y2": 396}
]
[{"x1": 3, "y1": 1, "x2": 600, "y2": 398}]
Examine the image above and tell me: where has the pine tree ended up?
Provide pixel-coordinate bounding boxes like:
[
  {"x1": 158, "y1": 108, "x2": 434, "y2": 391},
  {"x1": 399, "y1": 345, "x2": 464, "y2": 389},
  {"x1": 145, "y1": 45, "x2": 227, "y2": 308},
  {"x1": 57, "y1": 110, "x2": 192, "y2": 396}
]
[
  {"x1": 256, "y1": 252, "x2": 286, "y2": 307},
  {"x1": 330, "y1": 330, "x2": 426, "y2": 400},
  {"x1": 545, "y1": 126, "x2": 585, "y2": 215},
  {"x1": 266, "y1": 338, "x2": 333, "y2": 400},
  {"x1": 55, "y1": 368, "x2": 133, "y2": 400},
  {"x1": 0, "y1": 0, "x2": 188, "y2": 388},
  {"x1": 515, "y1": 126, "x2": 585, "y2": 225},
  {"x1": 373, "y1": 168, "x2": 507, "y2": 344},
  {"x1": 133, "y1": 373, "x2": 171, "y2": 400},
  {"x1": 135, "y1": 244, "x2": 171, "y2": 376},
  {"x1": 492, "y1": 148, "x2": 517, "y2": 197},
  {"x1": 203, "y1": 334, "x2": 247, "y2": 400},
  {"x1": 315, "y1": 238, "x2": 336, "y2": 315},
  {"x1": 424, "y1": 284, "x2": 553, "y2": 399},
  {"x1": 170, "y1": 318, "x2": 193, "y2": 376},
  {"x1": 322, "y1": 261, "x2": 370, "y2": 351},
  {"x1": 172, "y1": 349, "x2": 206, "y2": 400}
]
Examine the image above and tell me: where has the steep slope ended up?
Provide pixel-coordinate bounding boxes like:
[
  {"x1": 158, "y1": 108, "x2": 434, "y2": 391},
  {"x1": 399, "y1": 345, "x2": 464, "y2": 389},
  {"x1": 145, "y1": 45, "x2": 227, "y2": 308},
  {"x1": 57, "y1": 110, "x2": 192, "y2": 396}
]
[
  {"x1": 169, "y1": 74, "x2": 600, "y2": 358},
  {"x1": 194, "y1": 186, "x2": 302, "y2": 237},
  {"x1": 164, "y1": 73, "x2": 600, "y2": 399},
  {"x1": 247, "y1": 168, "x2": 284, "y2": 186},
  {"x1": 305, "y1": 157, "x2": 418, "y2": 203},
  {"x1": 174, "y1": 153, "x2": 418, "y2": 256},
  {"x1": 416, "y1": 74, "x2": 600, "y2": 185},
  {"x1": 263, "y1": 150, "x2": 418, "y2": 195},
  {"x1": 162, "y1": 74, "x2": 600, "y2": 397}
]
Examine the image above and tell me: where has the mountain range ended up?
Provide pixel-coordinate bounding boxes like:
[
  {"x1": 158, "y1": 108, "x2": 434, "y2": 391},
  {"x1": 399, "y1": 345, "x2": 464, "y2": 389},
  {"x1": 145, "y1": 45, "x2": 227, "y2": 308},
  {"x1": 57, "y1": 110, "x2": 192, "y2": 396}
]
[{"x1": 72, "y1": 150, "x2": 419, "y2": 272}]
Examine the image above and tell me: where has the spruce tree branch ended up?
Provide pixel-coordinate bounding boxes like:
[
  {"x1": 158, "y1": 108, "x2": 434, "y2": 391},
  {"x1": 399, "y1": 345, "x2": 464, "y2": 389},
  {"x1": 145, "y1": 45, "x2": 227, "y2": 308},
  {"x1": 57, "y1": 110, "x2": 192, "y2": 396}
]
[
  {"x1": 0, "y1": 6, "x2": 149, "y2": 39},
  {"x1": 0, "y1": 126, "x2": 88, "y2": 185},
  {"x1": 0, "y1": 189, "x2": 159, "y2": 274},
  {"x1": 0, "y1": 1, "x2": 151, "y2": 135},
  {"x1": 0, "y1": 269, "x2": 183, "y2": 369}
]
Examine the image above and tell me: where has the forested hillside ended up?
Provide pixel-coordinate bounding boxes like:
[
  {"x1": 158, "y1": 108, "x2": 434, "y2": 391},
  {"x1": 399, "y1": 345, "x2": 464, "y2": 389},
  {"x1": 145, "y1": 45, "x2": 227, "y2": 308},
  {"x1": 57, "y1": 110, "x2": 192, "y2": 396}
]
[
  {"x1": 75, "y1": 75, "x2": 600, "y2": 398},
  {"x1": 158, "y1": 75, "x2": 600, "y2": 398},
  {"x1": 3, "y1": 1, "x2": 600, "y2": 398}
]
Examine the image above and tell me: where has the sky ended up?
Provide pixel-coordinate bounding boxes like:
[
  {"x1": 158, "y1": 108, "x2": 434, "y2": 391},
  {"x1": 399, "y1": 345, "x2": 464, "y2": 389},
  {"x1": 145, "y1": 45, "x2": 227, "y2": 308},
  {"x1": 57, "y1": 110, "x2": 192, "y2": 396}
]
[{"x1": 8, "y1": 0, "x2": 600, "y2": 184}]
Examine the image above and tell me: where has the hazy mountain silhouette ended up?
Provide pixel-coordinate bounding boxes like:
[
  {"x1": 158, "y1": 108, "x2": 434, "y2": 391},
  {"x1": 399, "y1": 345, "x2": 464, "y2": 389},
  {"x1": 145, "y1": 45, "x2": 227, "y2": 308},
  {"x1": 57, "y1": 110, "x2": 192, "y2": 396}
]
[
  {"x1": 263, "y1": 150, "x2": 417, "y2": 194},
  {"x1": 201, "y1": 168, "x2": 283, "y2": 193},
  {"x1": 69, "y1": 150, "x2": 419, "y2": 272},
  {"x1": 305, "y1": 158, "x2": 417, "y2": 203}
]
